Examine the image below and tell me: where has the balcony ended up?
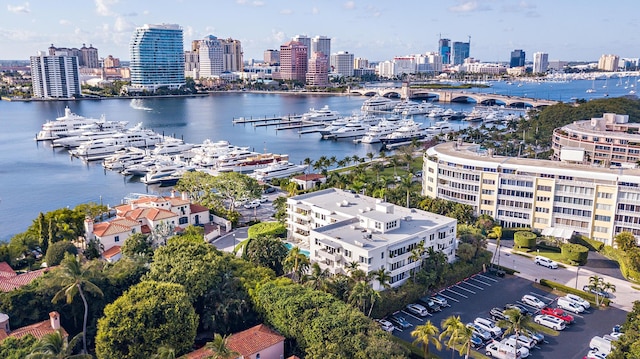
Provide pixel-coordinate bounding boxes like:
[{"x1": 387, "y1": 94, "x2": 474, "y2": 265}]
[{"x1": 315, "y1": 248, "x2": 342, "y2": 262}]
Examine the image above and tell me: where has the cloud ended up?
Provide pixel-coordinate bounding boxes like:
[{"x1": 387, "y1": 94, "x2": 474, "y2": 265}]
[
  {"x1": 280, "y1": 8, "x2": 292, "y2": 15},
  {"x1": 59, "y1": 19, "x2": 71, "y2": 25},
  {"x1": 271, "y1": 30, "x2": 286, "y2": 44},
  {"x1": 311, "y1": 7, "x2": 319, "y2": 14},
  {"x1": 343, "y1": 1, "x2": 355, "y2": 10},
  {"x1": 142, "y1": 10, "x2": 149, "y2": 15},
  {"x1": 252, "y1": 1, "x2": 264, "y2": 6},
  {"x1": 449, "y1": 0, "x2": 491, "y2": 13},
  {"x1": 7, "y1": 2, "x2": 30, "y2": 14},
  {"x1": 113, "y1": 16, "x2": 134, "y2": 32},
  {"x1": 236, "y1": 0, "x2": 247, "y2": 4},
  {"x1": 95, "y1": 0, "x2": 118, "y2": 16}
]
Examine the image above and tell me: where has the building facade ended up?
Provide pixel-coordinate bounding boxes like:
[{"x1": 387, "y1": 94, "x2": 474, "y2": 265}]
[
  {"x1": 552, "y1": 113, "x2": 640, "y2": 166},
  {"x1": 278, "y1": 41, "x2": 308, "y2": 82},
  {"x1": 103, "y1": 55, "x2": 120, "y2": 68},
  {"x1": 48, "y1": 43, "x2": 99, "y2": 68},
  {"x1": 287, "y1": 189, "x2": 457, "y2": 290},
  {"x1": 129, "y1": 24, "x2": 185, "y2": 91},
  {"x1": 354, "y1": 57, "x2": 369, "y2": 69},
  {"x1": 598, "y1": 54, "x2": 620, "y2": 72},
  {"x1": 221, "y1": 38, "x2": 243, "y2": 72},
  {"x1": 30, "y1": 52, "x2": 81, "y2": 98},
  {"x1": 533, "y1": 52, "x2": 549, "y2": 73},
  {"x1": 306, "y1": 52, "x2": 329, "y2": 86},
  {"x1": 330, "y1": 51, "x2": 354, "y2": 77},
  {"x1": 199, "y1": 35, "x2": 223, "y2": 78},
  {"x1": 423, "y1": 142, "x2": 640, "y2": 245},
  {"x1": 311, "y1": 35, "x2": 331, "y2": 60},
  {"x1": 264, "y1": 49, "x2": 280, "y2": 65},
  {"x1": 451, "y1": 41, "x2": 470, "y2": 65},
  {"x1": 292, "y1": 35, "x2": 311, "y2": 59},
  {"x1": 439, "y1": 38, "x2": 451, "y2": 65},
  {"x1": 510, "y1": 49, "x2": 526, "y2": 68}
]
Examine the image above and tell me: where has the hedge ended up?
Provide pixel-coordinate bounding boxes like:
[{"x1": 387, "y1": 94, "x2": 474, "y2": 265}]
[
  {"x1": 602, "y1": 245, "x2": 640, "y2": 283},
  {"x1": 561, "y1": 243, "x2": 589, "y2": 265},
  {"x1": 500, "y1": 227, "x2": 533, "y2": 240},
  {"x1": 571, "y1": 234, "x2": 605, "y2": 252},
  {"x1": 247, "y1": 222, "x2": 287, "y2": 239},
  {"x1": 514, "y1": 231, "x2": 537, "y2": 249},
  {"x1": 538, "y1": 278, "x2": 610, "y2": 307}
]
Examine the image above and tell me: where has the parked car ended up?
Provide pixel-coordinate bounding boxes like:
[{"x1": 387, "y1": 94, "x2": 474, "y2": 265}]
[
  {"x1": 540, "y1": 307, "x2": 574, "y2": 324},
  {"x1": 533, "y1": 314, "x2": 566, "y2": 330},
  {"x1": 233, "y1": 198, "x2": 247, "y2": 207},
  {"x1": 471, "y1": 334, "x2": 485, "y2": 349},
  {"x1": 406, "y1": 303, "x2": 430, "y2": 317},
  {"x1": 500, "y1": 338, "x2": 530, "y2": 358},
  {"x1": 505, "y1": 303, "x2": 530, "y2": 316},
  {"x1": 374, "y1": 319, "x2": 395, "y2": 332},
  {"x1": 474, "y1": 317, "x2": 503, "y2": 338},
  {"x1": 521, "y1": 294, "x2": 546, "y2": 309},
  {"x1": 263, "y1": 186, "x2": 276, "y2": 194},
  {"x1": 566, "y1": 293, "x2": 591, "y2": 309},
  {"x1": 589, "y1": 336, "x2": 612, "y2": 356},
  {"x1": 529, "y1": 331, "x2": 545, "y2": 345},
  {"x1": 243, "y1": 200, "x2": 261, "y2": 209},
  {"x1": 583, "y1": 350, "x2": 608, "y2": 359},
  {"x1": 583, "y1": 285, "x2": 611, "y2": 298},
  {"x1": 534, "y1": 255, "x2": 558, "y2": 269},
  {"x1": 259, "y1": 195, "x2": 269, "y2": 203},
  {"x1": 485, "y1": 341, "x2": 521, "y2": 359},
  {"x1": 557, "y1": 297, "x2": 585, "y2": 314},
  {"x1": 417, "y1": 296, "x2": 442, "y2": 313},
  {"x1": 466, "y1": 323, "x2": 492, "y2": 342},
  {"x1": 388, "y1": 314, "x2": 412, "y2": 329},
  {"x1": 490, "y1": 307, "x2": 508, "y2": 321},
  {"x1": 431, "y1": 294, "x2": 450, "y2": 308},
  {"x1": 508, "y1": 334, "x2": 537, "y2": 349}
]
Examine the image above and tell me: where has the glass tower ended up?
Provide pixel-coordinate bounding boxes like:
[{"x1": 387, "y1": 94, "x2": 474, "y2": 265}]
[{"x1": 130, "y1": 24, "x2": 185, "y2": 91}]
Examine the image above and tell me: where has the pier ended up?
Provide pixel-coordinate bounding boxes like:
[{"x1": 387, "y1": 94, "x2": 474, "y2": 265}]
[{"x1": 232, "y1": 114, "x2": 326, "y2": 131}]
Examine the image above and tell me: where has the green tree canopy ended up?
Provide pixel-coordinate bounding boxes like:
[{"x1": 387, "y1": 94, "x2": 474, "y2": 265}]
[
  {"x1": 45, "y1": 241, "x2": 78, "y2": 267},
  {"x1": 244, "y1": 236, "x2": 288, "y2": 276}
]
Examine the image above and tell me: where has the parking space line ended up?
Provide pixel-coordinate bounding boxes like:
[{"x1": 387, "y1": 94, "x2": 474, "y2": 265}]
[
  {"x1": 462, "y1": 281, "x2": 484, "y2": 290},
  {"x1": 446, "y1": 288, "x2": 468, "y2": 298},
  {"x1": 393, "y1": 327, "x2": 403, "y2": 332},
  {"x1": 438, "y1": 292, "x2": 460, "y2": 303},
  {"x1": 402, "y1": 310, "x2": 426, "y2": 321},
  {"x1": 470, "y1": 277, "x2": 492, "y2": 286},
  {"x1": 530, "y1": 292, "x2": 554, "y2": 301},
  {"x1": 516, "y1": 301, "x2": 541, "y2": 313},
  {"x1": 455, "y1": 285, "x2": 476, "y2": 294},
  {"x1": 477, "y1": 274, "x2": 499, "y2": 282}
]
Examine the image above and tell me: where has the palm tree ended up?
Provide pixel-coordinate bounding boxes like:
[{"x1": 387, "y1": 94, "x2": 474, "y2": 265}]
[
  {"x1": 602, "y1": 281, "x2": 616, "y2": 300},
  {"x1": 303, "y1": 157, "x2": 313, "y2": 174},
  {"x1": 348, "y1": 281, "x2": 374, "y2": 314},
  {"x1": 411, "y1": 320, "x2": 442, "y2": 359},
  {"x1": 305, "y1": 262, "x2": 329, "y2": 290},
  {"x1": 366, "y1": 151, "x2": 375, "y2": 162},
  {"x1": 490, "y1": 226, "x2": 503, "y2": 268},
  {"x1": 206, "y1": 333, "x2": 238, "y2": 359},
  {"x1": 497, "y1": 308, "x2": 533, "y2": 359},
  {"x1": 26, "y1": 331, "x2": 90, "y2": 359},
  {"x1": 389, "y1": 157, "x2": 401, "y2": 176},
  {"x1": 409, "y1": 247, "x2": 424, "y2": 282},
  {"x1": 51, "y1": 254, "x2": 103, "y2": 355},
  {"x1": 456, "y1": 325, "x2": 475, "y2": 359},
  {"x1": 371, "y1": 162, "x2": 384, "y2": 182},
  {"x1": 151, "y1": 346, "x2": 176, "y2": 359},
  {"x1": 283, "y1": 246, "x2": 310, "y2": 283},
  {"x1": 439, "y1": 315, "x2": 465, "y2": 359},
  {"x1": 371, "y1": 268, "x2": 391, "y2": 290},
  {"x1": 398, "y1": 174, "x2": 414, "y2": 208}
]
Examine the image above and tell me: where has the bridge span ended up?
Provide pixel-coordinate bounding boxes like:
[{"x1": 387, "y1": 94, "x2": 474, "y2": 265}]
[{"x1": 349, "y1": 83, "x2": 558, "y2": 108}]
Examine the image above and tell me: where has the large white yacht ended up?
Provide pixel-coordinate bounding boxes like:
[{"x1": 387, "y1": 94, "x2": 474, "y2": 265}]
[
  {"x1": 329, "y1": 122, "x2": 371, "y2": 139},
  {"x1": 402, "y1": 101, "x2": 434, "y2": 116},
  {"x1": 53, "y1": 122, "x2": 145, "y2": 148},
  {"x1": 359, "y1": 118, "x2": 405, "y2": 144},
  {"x1": 216, "y1": 153, "x2": 289, "y2": 173},
  {"x1": 251, "y1": 162, "x2": 306, "y2": 181},
  {"x1": 150, "y1": 139, "x2": 195, "y2": 156},
  {"x1": 36, "y1": 107, "x2": 106, "y2": 141},
  {"x1": 300, "y1": 105, "x2": 342, "y2": 122},
  {"x1": 361, "y1": 95, "x2": 398, "y2": 113},
  {"x1": 425, "y1": 121, "x2": 454, "y2": 135},
  {"x1": 380, "y1": 122, "x2": 430, "y2": 145},
  {"x1": 70, "y1": 138, "x2": 127, "y2": 161},
  {"x1": 102, "y1": 147, "x2": 149, "y2": 171}
]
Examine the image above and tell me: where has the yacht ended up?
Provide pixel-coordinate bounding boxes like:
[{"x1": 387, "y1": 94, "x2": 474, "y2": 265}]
[
  {"x1": 61, "y1": 119, "x2": 129, "y2": 138},
  {"x1": 361, "y1": 95, "x2": 398, "y2": 113},
  {"x1": 216, "y1": 153, "x2": 289, "y2": 173},
  {"x1": 53, "y1": 122, "x2": 146, "y2": 148},
  {"x1": 317, "y1": 117, "x2": 351, "y2": 136},
  {"x1": 380, "y1": 122, "x2": 430, "y2": 145},
  {"x1": 36, "y1": 106, "x2": 105, "y2": 141},
  {"x1": 425, "y1": 121, "x2": 454, "y2": 135},
  {"x1": 251, "y1": 162, "x2": 306, "y2": 181},
  {"x1": 300, "y1": 105, "x2": 342, "y2": 122},
  {"x1": 359, "y1": 118, "x2": 405, "y2": 144},
  {"x1": 141, "y1": 163, "x2": 193, "y2": 185},
  {"x1": 402, "y1": 102, "x2": 434, "y2": 116},
  {"x1": 329, "y1": 122, "x2": 371, "y2": 139},
  {"x1": 427, "y1": 107, "x2": 446, "y2": 118},
  {"x1": 102, "y1": 147, "x2": 149, "y2": 171},
  {"x1": 109, "y1": 129, "x2": 165, "y2": 149},
  {"x1": 392, "y1": 100, "x2": 415, "y2": 115},
  {"x1": 151, "y1": 139, "x2": 195, "y2": 156},
  {"x1": 70, "y1": 138, "x2": 127, "y2": 161}
]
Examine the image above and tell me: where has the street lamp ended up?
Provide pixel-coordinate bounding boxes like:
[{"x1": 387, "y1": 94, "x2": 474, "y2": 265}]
[
  {"x1": 575, "y1": 267, "x2": 581, "y2": 289},
  {"x1": 233, "y1": 233, "x2": 236, "y2": 256}
]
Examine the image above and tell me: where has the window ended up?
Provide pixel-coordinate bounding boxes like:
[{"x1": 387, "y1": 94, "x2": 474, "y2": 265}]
[
  {"x1": 597, "y1": 192, "x2": 613, "y2": 199},
  {"x1": 179, "y1": 217, "x2": 188, "y2": 225},
  {"x1": 482, "y1": 178, "x2": 495, "y2": 185},
  {"x1": 114, "y1": 235, "x2": 120, "y2": 242},
  {"x1": 594, "y1": 215, "x2": 611, "y2": 222},
  {"x1": 537, "y1": 185, "x2": 552, "y2": 192},
  {"x1": 344, "y1": 249, "x2": 352, "y2": 258}
]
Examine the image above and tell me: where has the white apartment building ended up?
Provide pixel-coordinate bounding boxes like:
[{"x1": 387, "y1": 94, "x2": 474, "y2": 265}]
[
  {"x1": 199, "y1": 35, "x2": 223, "y2": 78},
  {"x1": 330, "y1": 51, "x2": 354, "y2": 77},
  {"x1": 393, "y1": 57, "x2": 417, "y2": 76},
  {"x1": 30, "y1": 51, "x2": 81, "y2": 98},
  {"x1": 376, "y1": 60, "x2": 395, "y2": 78},
  {"x1": 598, "y1": 54, "x2": 620, "y2": 72},
  {"x1": 287, "y1": 189, "x2": 457, "y2": 290},
  {"x1": 311, "y1": 36, "x2": 331, "y2": 59},
  {"x1": 424, "y1": 142, "x2": 640, "y2": 245},
  {"x1": 533, "y1": 52, "x2": 549, "y2": 73}
]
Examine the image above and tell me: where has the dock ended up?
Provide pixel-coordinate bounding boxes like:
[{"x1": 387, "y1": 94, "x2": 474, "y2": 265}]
[{"x1": 232, "y1": 114, "x2": 302, "y2": 125}]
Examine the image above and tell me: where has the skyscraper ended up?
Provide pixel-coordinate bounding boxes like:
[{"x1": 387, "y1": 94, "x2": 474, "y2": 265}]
[
  {"x1": 510, "y1": 49, "x2": 526, "y2": 68},
  {"x1": 439, "y1": 38, "x2": 451, "y2": 65},
  {"x1": 306, "y1": 52, "x2": 329, "y2": 87},
  {"x1": 278, "y1": 41, "x2": 308, "y2": 82},
  {"x1": 264, "y1": 49, "x2": 280, "y2": 65},
  {"x1": 292, "y1": 35, "x2": 311, "y2": 59},
  {"x1": 129, "y1": 24, "x2": 185, "y2": 91},
  {"x1": 311, "y1": 36, "x2": 331, "y2": 59},
  {"x1": 330, "y1": 51, "x2": 354, "y2": 77},
  {"x1": 48, "y1": 43, "x2": 99, "y2": 68},
  {"x1": 533, "y1": 52, "x2": 549, "y2": 73},
  {"x1": 598, "y1": 54, "x2": 620, "y2": 71},
  {"x1": 30, "y1": 51, "x2": 81, "y2": 98},
  {"x1": 451, "y1": 41, "x2": 470, "y2": 65},
  {"x1": 221, "y1": 38, "x2": 243, "y2": 72},
  {"x1": 199, "y1": 35, "x2": 223, "y2": 78}
]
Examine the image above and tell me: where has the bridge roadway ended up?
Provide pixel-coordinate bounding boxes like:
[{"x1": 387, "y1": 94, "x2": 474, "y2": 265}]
[{"x1": 350, "y1": 84, "x2": 558, "y2": 108}]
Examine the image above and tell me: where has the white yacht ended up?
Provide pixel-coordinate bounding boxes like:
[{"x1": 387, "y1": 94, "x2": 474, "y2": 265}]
[
  {"x1": 329, "y1": 122, "x2": 371, "y2": 139},
  {"x1": 53, "y1": 130, "x2": 122, "y2": 148},
  {"x1": 216, "y1": 153, "x2": 289, "y2": 173},
  {"x1": 102, "y1": 147, "x2": 149, "y2": 171},
  {"x1": 151, "y1": 139, "x2": 195, "y2": 156},
  {"x1": 70, "y1": 138, "x2": 127, "y2": 161},
  {"x1": 109, "y1": 129, "x2": 165, "y2": 149},
  {"x1": 361, "y1": 95, "x2": 398, "y2": 113},
  {"x1": 425, "y1": 121, "x2": 454, "y2": 134},
  {"x1": 317, "y1": 117, "x2": 351, "y2": 136},
  {"x1": 392, "y1": 100, "x2": 415, "y2": 114},
  {"x1": 300, "y1": 105, "x2": 342, "y2": 122},
  {"x1": 36, "y1": 107, "x2": 104, "y2": 141},
  {"x1": 427, "y1": 107, "x2": 446, "y2": 118},
  {"x1": 251, "y1": 162, "x2": 306, "y2": 181},
  {"x1": 61, "y1": 119, "x2": 129, "y2": 138},
  {"x1": 381, "y1": 122, "x2": 430, "y2": 145},
  {"x1": 402, "y1": 102, "x2": 434, "y2": 116},
  {"x1": 360, "y1": 118, "x2": 405, "y2": 144},
  {"x1": 141, "y1": 163, "x2": 192, "y2": 185}
]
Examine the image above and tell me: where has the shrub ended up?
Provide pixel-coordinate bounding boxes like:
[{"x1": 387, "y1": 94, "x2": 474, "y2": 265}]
[
  {"x1": 44, "y1": 241, "x2": 78, "y2": 266},
  {"x1": 561, "y1": 243, "x2": 589, "y2": 265},
  {"x1": 538, "y1": 278, "x2": 610, "y2": 307},
  {"x1": 247, "y1": 222, "x2": 287, "y2": 239},
  {"x1": 570, "y1": 234, "x2": 604, "y2": 252},
  {"x1": 501, "y1": 227, "x2": 533, "y2": 240},
  {"x1": 514, "y1": 231, "x2": 537, "y2": 249}
]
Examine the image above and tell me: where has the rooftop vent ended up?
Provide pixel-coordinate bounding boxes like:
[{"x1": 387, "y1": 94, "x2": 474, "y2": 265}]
[
  {"x1": 405, "y1": 216, "x2": 412, "y2": 221},
  {"x1": 354, "y1": 240, "x2": 364, "y2": 247}
]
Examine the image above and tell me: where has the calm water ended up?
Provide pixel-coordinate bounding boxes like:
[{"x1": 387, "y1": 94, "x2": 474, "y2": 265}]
[{"x1": 0, "y1": 79, "x2": 632, "y2": 240}]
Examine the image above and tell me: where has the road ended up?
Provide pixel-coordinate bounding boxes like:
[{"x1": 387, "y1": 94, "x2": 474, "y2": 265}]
[{"x1": 488, "y1": 241, "x2": 637, "y2": 312}]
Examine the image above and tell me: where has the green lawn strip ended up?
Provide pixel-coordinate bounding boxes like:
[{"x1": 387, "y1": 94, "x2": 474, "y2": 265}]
[
  {"x1": 529, "y1": 322, "x2": 560, "y2": 337},
  {"x1": 538, "y1": 278, "x2": 609, "y2": 307},
  {"x1": 511, "y1": 247, "x2": 569, "y2": 267}
]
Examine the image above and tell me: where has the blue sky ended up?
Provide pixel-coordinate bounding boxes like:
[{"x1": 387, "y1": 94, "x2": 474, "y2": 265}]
[{"x1": 1, "y1": 0, "x2": 638, "y2": 62}]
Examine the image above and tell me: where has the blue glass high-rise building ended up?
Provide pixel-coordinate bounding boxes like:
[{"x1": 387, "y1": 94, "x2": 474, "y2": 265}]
[
  {"x1": 439, "y1": 38, "x2": 451, "y2": 65},
  {"x1": 510, "y1": 49, "x2": 526, "y2": 68},
  {"x1": 130, "y1": 24, "x2": 184, "y2": 91},
  {"x1": 451, "y1": 41, "x2": 470, "y2": 65}
]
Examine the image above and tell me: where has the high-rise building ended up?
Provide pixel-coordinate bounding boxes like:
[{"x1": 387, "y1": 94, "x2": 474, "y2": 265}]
[
  {"x1": 129, "y1": 24, "x2": 185, "y2": 91},
  {"x1": 451, "y1": 41, "x2": 470, "y2": 65},
  {"x1": 292, "y1": 35, "x2": 311, "y2": 59},
  {"x1": 184, "y1": 50, "x2": 199, "y2": 75},
  {"x1": 598, "y1": 54, "x2": 620, "y2": 71},
  {"x1": 510, "y1": 49, "x2": 526, "y2": 68},
  {"x1": 199, "y1": 35, "x2": 223, "y2": 78},
  {"x1": 48, "y1": 43, "x2": 99, "y2": 68},
  {"x1": 306, "y1": 52, "x2": 329, "y2": 87},
  {"x1": 264, "y1": 49, "x2": 280, "y2": 65},
  {"x1": 311, "y1": 36, "x2": 331, "y2": 60},
  {"x1": 330, "y1": 51, "x2": 354, "y2": 77},
  {"x1": 533, "y1": 52, "x2": 549, "y2": 73},
  {"x1": 439, "y1": 38, "x2": 451, "y2": 65},
  {"x1": 354, "y1": 57, "x2": 369, "y2": 69},
  {"x1": 278, "y1": 41, "x2": 308, "y2": 82},
  {"x1": 30, "y1": 51, "x2": 81, "y2": 98},
  {"x1": 221, "y1": 38, "x2": 243, "y2": 72},
  {"x1": 103, "y1": 55, "x2": 120, "y2": 68}
]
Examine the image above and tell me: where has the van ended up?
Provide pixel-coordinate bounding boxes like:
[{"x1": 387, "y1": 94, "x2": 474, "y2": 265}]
[
  {"x1": 589, "y1": 336, "x2": 612, "y2": 355},
  {"x1": 557, "y1": 297, "x2": 585, "y2": 314},
  {"x1": 534, "y1": 256, "x2": 558, "y2": 269}
]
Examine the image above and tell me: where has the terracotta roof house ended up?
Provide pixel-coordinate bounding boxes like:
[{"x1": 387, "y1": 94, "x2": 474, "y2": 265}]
[
  {"x1": 0, "y1": 311, "x2": 68, "y2": 342},
  {"x1": 101, "y1": 245, "x2": 121, "y2": 263},
  {"x1": 291, "y1": 173, "x2": 326, "y2": 191},
  {"x1": 0, "y1": 262, "x2": 52, "y2": 292},
  {"x1": 184, "y1": 324, "x2": 285, "y2": 359}
]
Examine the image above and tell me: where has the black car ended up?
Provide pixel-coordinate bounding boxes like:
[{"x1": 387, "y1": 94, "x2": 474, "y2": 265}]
[
  {"x1": 583, "y1": 285, "x2": 610, "y2": 298},
  {"x1": 417, "y1": 296, "x2": 442, "y2": 313},
  {"x1": 504, "y1": 303, "x2": 530, "y2": 316},
  {"x1": 489, "y1": 307, "x2": 508, "y2": 321}
]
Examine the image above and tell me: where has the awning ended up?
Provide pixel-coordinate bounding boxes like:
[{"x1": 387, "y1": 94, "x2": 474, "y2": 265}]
[{"x1": 541, "y1": 227, "x2": 575, "y2": 240}]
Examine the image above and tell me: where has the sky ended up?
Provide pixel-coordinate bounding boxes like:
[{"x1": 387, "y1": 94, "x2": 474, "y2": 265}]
[{"x1": 1, "y1": 0, "x2": 639, "y2": 63}]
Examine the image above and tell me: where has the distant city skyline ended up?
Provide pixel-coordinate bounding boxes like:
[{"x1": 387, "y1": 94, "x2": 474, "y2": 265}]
[{"x1": 1, "y1": 0, "x2": 639, "y2": 63}]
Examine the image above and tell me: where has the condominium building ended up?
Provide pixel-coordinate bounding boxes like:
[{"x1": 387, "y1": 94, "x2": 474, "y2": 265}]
[
  {"x1": 533, "y1": 52, "x2": 549, "y2": 73},
  {"x1": 103, "y1": 55, "x2": 120, "y2": 68},
  {"x1": 221, "y1": 38, "x2": 243, "y2": 72},
  {"x1": 199, "y1": 35, "x2": 223, "y2": 78},
  {"x1": 264, "y1": 49, "x2": 280, "y2": 65},
  {"x1": 598, "y1": 54, "x2": 620, "y2": 72},
  {"x1": 287, "y1": 189, "x2": 457, "y2": 290},
  {"x1": 451, "y1": 41, "x2": 470, "y2": 66},
  {"x1": 354, "y1": 57, "x2": 369, "y2": 69},
  {"x1": 277, "y1": 41, "x2": 308, "y2": 82},
  {"x1": 292, "y1": 35, "x2": 311, "y2": 59},
  {"x1": 311, "y1": 36, "x2": 331, "y2": 60},
  {"x1": 30, "y1": 51, "x2": 81, "y2": 99},
  {"x1": 330, "y1": 51, "x2": 354, "y2": 77},
  {"x1": 510, "y1": 49, "x2": 526, "y2": 68},
  {"x1": 48, "y1": 43, "x2": 99, "y2": 68},
  {"x1": 129, "y1": 24, "x2": 185, "y2": 91},
  {"x1": 552, "y1": 113, "x2": 640, "y2": 166},
  {"x1": 306, "y1": 52, "x2": 329, "y2": 86},
  {"x1": 423, "y1": 142, "x2": 640, "y2": 245},
  {"x1": 439, "y1": 38, "x2": 451, "y2": 65}
]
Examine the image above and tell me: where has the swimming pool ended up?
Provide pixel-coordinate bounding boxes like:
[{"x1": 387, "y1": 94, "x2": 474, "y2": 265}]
[{"x1": 284, "y1": 242, "x2": 310, "y2": 257}]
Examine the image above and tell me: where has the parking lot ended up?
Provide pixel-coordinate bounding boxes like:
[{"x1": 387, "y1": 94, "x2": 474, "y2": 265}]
[{"x1": 389, "y1": 273, "x2": 628, "y2": 358}]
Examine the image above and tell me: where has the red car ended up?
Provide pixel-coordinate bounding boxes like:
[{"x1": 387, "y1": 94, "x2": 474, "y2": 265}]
[{"x1": 540, "y1": 307, "x2": 574, "y2": 324}]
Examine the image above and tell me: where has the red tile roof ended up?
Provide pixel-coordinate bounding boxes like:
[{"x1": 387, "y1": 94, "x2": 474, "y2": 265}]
[
  {"x1": 0, "y1": 262, "x2": 16, "y2": 278},
  {"x1": 184, "y1": 347, "x2": 215, "y2": 359},
  {"x1": 227, "y1": 324, "x2": 284, "y2": 357},
  {"x1": 190, "y1": 203, "x2": 209, "y2": 214},
  {"x1": 293, "y1": 173, "x2": 325, "y2": 181},
  {"x1": 3, "y1": 315, "x2": 68, "y2": 341},
  {"x1": 102, "y1": 245, "x2": 121, "y2": 259},
  {"x1": 93, "y1": 218, "x2": 140, "y2": 237},
  {"x1": 0, "y1": 268, "x2": 51, "y2": 292}
]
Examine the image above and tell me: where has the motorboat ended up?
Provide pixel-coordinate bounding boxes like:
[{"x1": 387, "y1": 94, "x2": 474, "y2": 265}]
[
  {"x1": 53, "y1": 122, "x2": 145, "y2": 148},
  {"x1": 300, "y1": 105, "x2": 342, "y2": 122},
  {"x1": 329, "y1": 122, "x2": 371, "y2": 139},
  {"x1": 392, "y1": 100, "x2": 416, "y2": 115},
  {"x1": 36, "y1": 106, "x2": 105, "y2": 141},
  {"x1": 141, "y1": 163, "x2": 193, "y2": 185},
  {"x1": 427, "y1": 107, "x2": 446, "y2": 118},
  {"x1": 380, "y1": 122, "x2": 430, "y2": 145},
  {"x1": 361, "y1": 95, "x2": 398, "y2": 113},
  {"x1": 216, "y1": 153, "x2": 289, "y2": 173},
  {"x1": 61, "y1": 119, "x2": 129, "y2": 138},
  {"x1": 102, "y1": 147, "x2": 149, "y2": 171},
  {"x1": 251, "y1": 162, "x2": 306, "y2": 181},
  {"x1": 317, "y1": 117, "x2": 351, "y2": 136},
  {"x1": 150, "y1": 139, "x2": 195, "y2": 156},
  {"x1": 109, "y1": 129, "x2": 165, "y2": 149},
  {"x1": 402, "y1": 102, "x2": 434, "y2": 116},
  {"x1": 359, "y1": 118, "x2": 405, "y2": 144},
  {"x1": 70, "y1": 138, "x2": 126, "y2": 161},
  {"x1": 425, "y1": 121, "x2": 454, "y2": 135}
]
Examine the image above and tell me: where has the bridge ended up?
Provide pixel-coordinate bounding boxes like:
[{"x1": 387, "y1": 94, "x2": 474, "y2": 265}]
[{"x1": 349, "y1": 83, "x2": 559, "y2": 108}]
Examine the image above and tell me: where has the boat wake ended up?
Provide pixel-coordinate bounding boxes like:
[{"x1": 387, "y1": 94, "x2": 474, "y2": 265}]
[{"x1": 130, "y1": 99, "x2": 152, "y2": 111}]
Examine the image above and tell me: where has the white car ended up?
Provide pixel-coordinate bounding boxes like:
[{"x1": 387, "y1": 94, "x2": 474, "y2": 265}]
[
  {"x1": 534, "y1": 314, "x2": 566, "y2": 331},
  {"x1": 565, "y1": 293, "x2": 591, "y2": 309},
  {"x1": 375, "y1": 319, "x2": 395, "y2": 332},
  {"x1": 521, "y1": 294, "x2": 546, "y2": 309},
  {"x1": 584, "y1": 350, "x2": 607, "y2": 359},
  {"x1": 500, "y1": 338, "x2": 530, "y2": 358},
  {"x1": 485, "y1": 341, "x2": 520, "y2": 359},
  {"x1": 508, "y1": 334, "x2": 536, "y2": 349},
  {"x1": 474, "y1": 317, "x2": 503, "y2": 338},
  {"x1": 534, "y1": 255, "x2": 558, "y2": 269},
  {"x1": 406, "y1": 303, "x2": 430, "y2": 317},
  {"x1": 557, "y1": 297, "x2": 585, "y2": 314},
  {"x1": 243, "y1": 200, "x2": 261, "y2": 209}
]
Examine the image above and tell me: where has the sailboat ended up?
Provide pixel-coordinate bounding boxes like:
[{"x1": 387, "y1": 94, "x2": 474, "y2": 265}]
[{"x1": 586, "y1": 78, "x2": 596, "y2": 93}]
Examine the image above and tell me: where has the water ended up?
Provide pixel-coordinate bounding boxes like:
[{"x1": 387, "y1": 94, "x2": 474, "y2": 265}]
[{"x1": 0, "y1": 79, "x2": 628, "y2": 240}]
